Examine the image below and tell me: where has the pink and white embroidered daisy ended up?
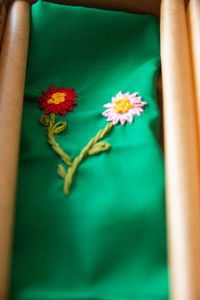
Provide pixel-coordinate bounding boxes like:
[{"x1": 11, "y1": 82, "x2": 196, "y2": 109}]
[{"x1": 102, "y1": 91, "x2": 147, "y2": 125}]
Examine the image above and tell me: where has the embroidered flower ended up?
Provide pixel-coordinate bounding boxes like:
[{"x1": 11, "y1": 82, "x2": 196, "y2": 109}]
[
  {"x1": 39, "y1": 85, "x2": 78, "y2": 115},
  {"x1": 102, "y1": 91, "x2": 147, "y2": 125},
  {"x1": 38, "y1": 88, "x2": 147, "y2": 196}
]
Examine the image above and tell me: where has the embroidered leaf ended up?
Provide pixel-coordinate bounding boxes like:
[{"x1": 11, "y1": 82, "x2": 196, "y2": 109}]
[
  {"x1": 88, "y1": 141, "x2": 111, "y2": 155},
  {"x1": 40, "y1": 114, "x2": 50, "y2": 126},
  {"x1": 63, "y1": 123, "x2": 113, "y2": 195},
  {"x1": 53, "y1": 122, "x2": 67, "y2": 135},
  {"x1": 57, "y1": 164, "x2": 66, "y2": 179}
]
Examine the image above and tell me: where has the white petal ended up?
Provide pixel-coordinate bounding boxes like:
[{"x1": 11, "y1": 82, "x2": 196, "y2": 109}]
[
  {"x1": 133, "y1": 102, "x2": 142, "y2": 106},
  {"x1": 128, "y1": 108, "x2": 136, "y2": 114},
  {"x1": 113, "y1": 114, "x2": 120, "y2": 125},
  {"x1": 109, "y1": 111, "x2": 116, "y2": 119},
  {"x1": 133, "y1": 97, "x2": 142, "y2": 103},
  {"x1": 107, "y1": 115, "x2": 114, "y2": 122},
  {"x1": 126, "y1": 113, "x2": 133, "y2": 124},
  {"x1": 132, "y1": 108, "x2": 140, "y2": 115},
  {"x1": 131, "y1": 108, "x2": 143, "y2": 114},
  {"x1": 141, "y1": 101, "x2": 147, "y2": 106},
  {"x1": 102, "y1": 108, "x2": 113, "y2": 117},
  {"x1": 125, "y1": 92, "x2": 130, "y2": 97},
  {"x1": 104, "y1": 103, "x2": 113, "y2": 108},
  {"x1": 120, "y1": 116, "x2": 126, "y2": 125},
  {"x1": 116, "y1": 91, "x2": 123, "y2": 99},
  {"x1": 130, "y1": 106, "x2": 142, "y2": 112},
  {"x1": 129, "y1": 98, "x2": 136, "y2": 105},
  {"x1": 129, "y1": 95, "x2": 134, "y2": 100},
  {"x1": 102, "y1": 111, "x2": 109, "y2": 117}
]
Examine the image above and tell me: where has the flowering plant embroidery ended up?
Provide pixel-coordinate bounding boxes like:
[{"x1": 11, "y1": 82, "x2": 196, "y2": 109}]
[
  {"x1": 39, "y1": 85, "x2": 78, "y2": 115},
  {"x1": 102, "y1": 91, "x2": 147, "y2": 125},
  {"x1": 38, "y1": 88, "x2": 147, "y2": 196}
]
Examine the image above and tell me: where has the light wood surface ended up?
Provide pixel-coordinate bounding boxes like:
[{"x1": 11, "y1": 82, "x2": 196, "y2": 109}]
[
  {"x1": 187, "y1": 0, "x2": 200, "y2": 142},
  {"x1": 0, "y1": 0, "x2": 200, "y2": 299},
  {"x1": 0, "y1": 1, "x2": 31, "y2": 299},
  {"x1": 161, "y1": 0, "x2": 200, "y2": 299},
  {"x1": 43, "y1": 0, "x2": 161, "y2": 16},
  {"x1": 0, "y1": 0, "x2": 7, "y2": 48}
]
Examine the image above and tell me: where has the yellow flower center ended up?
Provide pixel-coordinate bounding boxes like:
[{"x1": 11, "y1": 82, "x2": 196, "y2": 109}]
[
  {"x1": 114, "y1": 97, "x2": 133, "y2": 113},
  {"x1": 47, "y1": 92, "x2": 66, "y2": 105}
]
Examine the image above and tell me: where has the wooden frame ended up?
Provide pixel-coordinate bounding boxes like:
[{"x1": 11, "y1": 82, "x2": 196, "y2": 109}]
[{"x1": 0, "y1": 0, "x2": 200, "y2": 299}]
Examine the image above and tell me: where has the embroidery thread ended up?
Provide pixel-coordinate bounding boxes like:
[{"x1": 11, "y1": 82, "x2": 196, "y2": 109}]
[
  {"x1": 39, "y1": 85, "x2": 78, "y2": 167},
  {"x1": 40, "y1": 113, "x2": 72, "y2": 166},
  {"x1": 38, "y1": 88, "x2": 147, "y2": 196},
  {"x1": 102, "y1": 91, "x2": 147, "y2": 125},
  {"x1": 39, "y1": 85, "x2": 78, "y2": 115},
  {"x1": 58, "y1": 123, "x2": 112, "y2": 195}
]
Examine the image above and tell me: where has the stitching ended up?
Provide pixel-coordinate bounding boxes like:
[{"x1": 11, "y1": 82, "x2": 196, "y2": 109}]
[
  {"x1": 39, "y1": 85, "x2": 78, "y2": 115},
  {"x1": 102, "y1": 91, "x2": 147, "y2": 125},
  {"x1": 40, "y1": 113, "x2": 72, "y2": 167},
  {"x1": 58, "y1": 123, "x2": 112, "y2": 195},
  {"x1": 38, "y1": 89, "x2": 147, "y2": 196}
]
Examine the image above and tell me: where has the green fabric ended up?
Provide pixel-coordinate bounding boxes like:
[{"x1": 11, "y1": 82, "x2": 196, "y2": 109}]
[{"x1": 10, "y1": 1, "x2": 168, "y2": 299}]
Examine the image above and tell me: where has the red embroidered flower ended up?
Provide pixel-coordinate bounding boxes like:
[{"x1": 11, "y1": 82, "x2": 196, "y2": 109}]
[{"x1": 39, "y1": 85, "x2": 78, "y2": 115}]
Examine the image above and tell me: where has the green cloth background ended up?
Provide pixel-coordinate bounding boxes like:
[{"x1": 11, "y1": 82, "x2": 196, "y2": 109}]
[{"x1": 10, "y1": 1, "x2": 169, "y2": 299}]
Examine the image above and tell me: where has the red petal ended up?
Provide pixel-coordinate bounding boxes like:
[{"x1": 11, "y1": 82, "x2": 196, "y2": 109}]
[
  {"x1": 39, "y1": 97, "x2": 47, "y2": 103},
  {"x1": 40, "y1": 103, "x2": 46, "y2": 109},
  {"x1": 72, "y1": 92, "x2": 78, "y2": 98},
  {"x1": 63, "y1": 103, "x2": 70, "y2": 108},
  {"x1": 57, "y1": 86, "x2": 65, "y2": 92},
  {"x1": 68, "y1": 99, "x2": 77, "y2": 105},
  {"x1": 49, "y1": 85, "x2": 56, "y2": 94},
  {"x1": 54, "y1": 106, "x2": 59, "y2": 114},
  {"x1": 38, "y1": 86, "x2": 77, "y2": 115},
  {"x1": 59, "y1": 106, "x2": 66, "y2": 115},
  {"x1": 45, "y1": 106, "x2": 53, "y2": 114},
  {"x1": 67, "y1": 97, "x2": 76, "y2": 102},
  {"x1": 42, "y1": 90, "x2": 51, "y2": 97}
]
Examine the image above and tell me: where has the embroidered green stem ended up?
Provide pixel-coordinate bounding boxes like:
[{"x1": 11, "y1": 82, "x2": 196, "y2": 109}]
[
  {"x1": 40, "y1": 113, "x2": 72, "y2": 167},
  {"x1": 58, "y1": 123, "x2": 113, "y2": 195}
]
